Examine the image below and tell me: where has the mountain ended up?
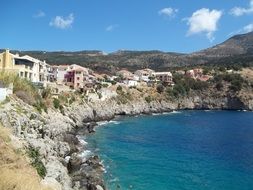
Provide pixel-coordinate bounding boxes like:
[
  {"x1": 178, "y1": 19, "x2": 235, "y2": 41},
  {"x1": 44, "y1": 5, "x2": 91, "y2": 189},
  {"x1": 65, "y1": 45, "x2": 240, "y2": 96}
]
[
  {"x1": 1, "y1": 32, "x2": 253, "y2": 73},
  {"x1": 193, "y1": 32, "x2": 253, "y2": 57}
]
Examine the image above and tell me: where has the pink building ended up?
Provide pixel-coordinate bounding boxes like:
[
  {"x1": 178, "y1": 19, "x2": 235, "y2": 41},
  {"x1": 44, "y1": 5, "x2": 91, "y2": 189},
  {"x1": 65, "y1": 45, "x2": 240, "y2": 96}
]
[{"x1": 64, "y1": 65, "x2": 89, "y2": 90}]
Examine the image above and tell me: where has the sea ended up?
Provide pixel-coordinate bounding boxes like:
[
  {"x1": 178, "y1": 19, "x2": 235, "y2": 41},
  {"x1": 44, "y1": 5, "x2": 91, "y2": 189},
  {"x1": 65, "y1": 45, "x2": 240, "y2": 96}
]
[{"x1": 86, "y1": 111, "x2": 253, "y2": 190}]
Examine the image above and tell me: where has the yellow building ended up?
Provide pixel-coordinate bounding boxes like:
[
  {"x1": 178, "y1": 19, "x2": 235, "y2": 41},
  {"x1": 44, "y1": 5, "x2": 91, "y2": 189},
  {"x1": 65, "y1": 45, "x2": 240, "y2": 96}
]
[{"x1": 0, "y1": 49, "x2": 50, "y2": 83}]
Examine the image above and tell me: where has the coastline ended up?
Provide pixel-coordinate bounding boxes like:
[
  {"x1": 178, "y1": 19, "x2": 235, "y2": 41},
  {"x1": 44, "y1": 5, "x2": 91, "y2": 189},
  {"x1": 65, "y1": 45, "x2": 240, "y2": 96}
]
[{"x1": 0, "y1": 92, "x2": 252, "y2": 190}]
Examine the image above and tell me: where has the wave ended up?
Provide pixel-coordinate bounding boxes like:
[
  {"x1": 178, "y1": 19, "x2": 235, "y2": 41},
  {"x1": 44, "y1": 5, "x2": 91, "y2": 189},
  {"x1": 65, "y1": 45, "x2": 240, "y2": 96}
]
[
  {"x1": 97, "y1": 121, "x2": 110, "y2": 126},
  {"x1": 76, "y1": 136, "x2": 88, "y2": 145},
  {"x1": 97, "y1": 120, "x2": 121, "y2": 126},
  {"x1": 80, "y1": 150, "x2": 92, "y2": 159},
  {"x1": 163, "y1": 111, "x2": 181, "y2": 115},
  {"x1": 109, "y1": 177, "x2": 119, "y2": 183},
  {"x1": 237, "y1": 109, "x2": 248, "y2": 112},
  {"x1": 109, "y1": 120, "x2": 121, "y2": 125}
]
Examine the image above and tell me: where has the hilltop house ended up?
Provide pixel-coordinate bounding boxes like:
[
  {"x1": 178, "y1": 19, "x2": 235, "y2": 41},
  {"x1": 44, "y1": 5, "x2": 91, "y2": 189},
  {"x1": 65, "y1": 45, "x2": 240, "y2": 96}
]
[
  {"x1": 64, "y1": 64, "x2": 89, "y2": 90},
  {"x1": 0, "y1": 49, "x2": 50, "y2": 84},
  {"x1": 134, "y1": 68, "x2": 154, "y2": 82},
  {"x1": 186, "y1": 70, "x2": 195, "y2": 78},
  {"x1": 153, "y1": 72, "x2": 174, "y2": 85}
]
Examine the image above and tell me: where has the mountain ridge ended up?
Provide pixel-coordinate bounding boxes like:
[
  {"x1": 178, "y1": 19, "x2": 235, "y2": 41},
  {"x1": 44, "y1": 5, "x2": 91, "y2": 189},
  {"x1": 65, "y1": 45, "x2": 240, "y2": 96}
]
[{"x1": 1, "y1": 32, "x2": 253, "y2": 73}]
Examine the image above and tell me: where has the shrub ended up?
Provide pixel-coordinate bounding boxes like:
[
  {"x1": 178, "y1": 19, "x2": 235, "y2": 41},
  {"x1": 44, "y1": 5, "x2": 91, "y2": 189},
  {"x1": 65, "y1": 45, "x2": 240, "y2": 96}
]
[
  {"x1": 213, "y1": 73, "x2": 245, "y2": 92},
  {"x1": 27, "y1": 147, "x2": 46, "y2": 178},
  {"x1": 111, "y1": 80, "x2": 117, "y2": 85},
  {"x1": 15, "y1": 90, "x2": 36, "y2": 105},
  {"x1": 69, "y1": 96, "x2": 76, "y2": 104},
  {"x1": 0, "y1": 125, "x2": 50, "y2": 190},
  {"x1": 0, "y1": 71, "x2": 39, "y2": 105},
  {"x1": 117, "y1": 85, "x2": 123, "y2": 91},
  {"x1": 41, "y1": 88, "x2": 52, "y2": 99},
  {"x1": 53, "y1": 98, "x2": 61, "y2": 109},
  {"x1": 156, "y1": 84, "x2": 164, "y2": 94},
  {"x1": 145, "y1": 96, "x2": 153, "y2": 103},
  {"x1": 215, "y1": 82, "x2": 223, "y2": 90},
  {"x1": 102, "y1": 83, "x2": 109, "y2": 88},
  {"x1": 33, "y1": 100, "x2": 48, "y2": 113}
]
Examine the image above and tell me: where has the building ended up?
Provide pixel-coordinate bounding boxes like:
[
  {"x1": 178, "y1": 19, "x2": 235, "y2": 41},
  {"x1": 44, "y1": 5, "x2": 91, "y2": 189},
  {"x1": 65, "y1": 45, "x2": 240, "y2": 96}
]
[
  {"x1": 0, "y1": 82, "x2": 13, "y2": 102},
  {"x1": 123, "y1": 80, "x2": 138, "y2": 87},
  {"x1": 186, "y1": 70, "x2": 195, "y2": 78},
  {"x1": 153, "y1": 72, "x2": 174, "y2": 85},
  {"x1": 64, "y1": 64, "x2": 89, "y2": 90},
  {"x1": 0, "y1": 49, "x2": 50, "y2": 84},
  {"x1": 134, "y1": 68, "x2": 154, "y2": 82},
  {"x1": 175, "y1": 70, "x2": 185, "y2": 75},
  {"x1": 51, "y1": 65, "x2": 71, "y2": 83},
  {"x1": 193, "y1": 68, "x2": 203, "y2": 78}
]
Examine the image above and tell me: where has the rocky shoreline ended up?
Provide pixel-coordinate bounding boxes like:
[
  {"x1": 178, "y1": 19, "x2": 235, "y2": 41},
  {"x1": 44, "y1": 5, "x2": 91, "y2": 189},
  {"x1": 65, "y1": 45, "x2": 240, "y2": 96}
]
[{"x1": 0, "y1": 92, "x2": 252, "y2": 190}]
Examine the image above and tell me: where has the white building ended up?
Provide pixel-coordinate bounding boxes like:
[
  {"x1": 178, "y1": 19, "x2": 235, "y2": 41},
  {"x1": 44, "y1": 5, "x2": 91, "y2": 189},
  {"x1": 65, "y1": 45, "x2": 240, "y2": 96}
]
[
  {"x1": 0, "y1": 50, "x2": 51, "y2": 84},
  {"x1": 51, "y1": 65, "x2": 70, "y2": 83},
  {"x1": 123, "y1": 80, "x2": 138, "y2": 87},
  {"x1": 134, "y1": 68, "x2": 154, "y2": 82},
  {"x1": 152, "y1": 72, "x2": 174, "y2": 85},
  {"x1": 0, "y1": 83, "x2": 13, "y2": 102}
]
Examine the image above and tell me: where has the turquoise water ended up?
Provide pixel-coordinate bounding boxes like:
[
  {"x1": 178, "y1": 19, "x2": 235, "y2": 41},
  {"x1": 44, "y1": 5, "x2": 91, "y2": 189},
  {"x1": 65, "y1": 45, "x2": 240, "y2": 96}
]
[{"x1": 86, "y1": 111, "x2": 253, "y2": 190}]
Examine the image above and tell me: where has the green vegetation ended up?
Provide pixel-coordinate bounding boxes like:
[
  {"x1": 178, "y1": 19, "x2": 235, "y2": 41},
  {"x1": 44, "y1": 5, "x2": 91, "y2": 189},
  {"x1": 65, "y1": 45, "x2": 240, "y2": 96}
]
[
  {"x1": 145, "y1": 95, "x2": 153, "y2": 103},
  {"x1": 166, "y1": 75, "x2": 209, "y2": 98},
  {"x1": 53, "y1": 98, "x2": 60, "y2": 109},
  {"x1": 156, "y1": 84, "x2": 164, "y2": 94},
  {"x1": 0, "y1": 71, "x2": 39, "y2": 105},
  {"x1": 27, "y1": 147, "x2": 47, "y2": 178},
  {"x1": 116, "y1": 85, "x2": 123, "y2": 92},
  {"x1": 213, "y1": 73, "x2": 246, "y2": 92},
  {"x1": 0, "y1": 124, "x2": 51, "y2": 190}
]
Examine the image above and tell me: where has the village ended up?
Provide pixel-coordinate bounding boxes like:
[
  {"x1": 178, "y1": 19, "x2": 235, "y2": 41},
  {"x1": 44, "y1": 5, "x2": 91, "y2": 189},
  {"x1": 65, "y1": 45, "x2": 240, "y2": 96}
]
[{"x1": 0, "y1": 49, "x2": 212, "y2": 101}]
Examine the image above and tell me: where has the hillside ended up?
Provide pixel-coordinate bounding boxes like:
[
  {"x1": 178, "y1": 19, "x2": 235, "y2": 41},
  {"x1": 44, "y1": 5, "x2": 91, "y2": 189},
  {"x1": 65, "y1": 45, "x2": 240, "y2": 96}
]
[
  {"x1": 193, "y1": 32, "x2": 253, "y2": 57},
  {"x1": 0, "y1": 124, "x2": 52, "y2": 190},
  {"x1": 2, "y1": 32, "x2": 253, "y2": 73}
]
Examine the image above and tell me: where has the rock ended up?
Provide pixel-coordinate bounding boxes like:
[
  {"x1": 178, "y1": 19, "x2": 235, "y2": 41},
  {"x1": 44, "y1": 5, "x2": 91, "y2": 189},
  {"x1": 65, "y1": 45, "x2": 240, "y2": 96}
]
[
  {"x1": 41, "y1": 177, "x2": 62, "y2": 190},
  {"x1": 68, "y1": 153, "x2": 83, "y2": 172},
  {"x1": 0, "y1": 88, "x2": 252, "y2": 190},
  {"x1": 96, "y1": 185, "x2": 104, "y2": 190}
]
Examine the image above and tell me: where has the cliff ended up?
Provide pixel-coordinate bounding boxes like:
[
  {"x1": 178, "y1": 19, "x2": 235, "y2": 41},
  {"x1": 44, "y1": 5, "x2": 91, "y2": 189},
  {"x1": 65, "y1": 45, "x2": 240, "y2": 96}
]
[{"x1": 0, "y1": 87, "x2": 252, "y2": 190}]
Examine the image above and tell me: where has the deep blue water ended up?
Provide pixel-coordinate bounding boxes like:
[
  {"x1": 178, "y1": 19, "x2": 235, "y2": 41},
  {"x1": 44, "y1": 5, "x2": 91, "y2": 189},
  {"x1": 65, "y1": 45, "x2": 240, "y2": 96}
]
[{"x1": 86, "y1": 111, "x2": 253, "y2": 190}]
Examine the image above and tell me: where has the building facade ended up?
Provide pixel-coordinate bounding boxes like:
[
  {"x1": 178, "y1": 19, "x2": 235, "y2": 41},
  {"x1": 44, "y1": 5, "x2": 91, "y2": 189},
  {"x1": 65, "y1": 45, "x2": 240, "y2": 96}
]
[
  {"x1": 0, "y1": 49, "x2": 50, "y2": 84},
  {"x1": 153, "y1": 72, "x2": 174, "y2": 85},
  {"x1": 134, "y1": 68, "x2": 154, "y2": 82},
  {"x1": 64, "y1": 64, "x2": 89, "y2": 90}
]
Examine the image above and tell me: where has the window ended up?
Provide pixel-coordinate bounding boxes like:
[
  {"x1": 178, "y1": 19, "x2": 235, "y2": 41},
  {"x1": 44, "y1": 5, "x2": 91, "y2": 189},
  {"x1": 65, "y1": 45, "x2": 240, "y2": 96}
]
[
  {"x1": 77, "y1": 83, "x2": 80, "y2": 86},
  {"x1": 77, "y1": 77, "x2": 80, "y2": 80}
]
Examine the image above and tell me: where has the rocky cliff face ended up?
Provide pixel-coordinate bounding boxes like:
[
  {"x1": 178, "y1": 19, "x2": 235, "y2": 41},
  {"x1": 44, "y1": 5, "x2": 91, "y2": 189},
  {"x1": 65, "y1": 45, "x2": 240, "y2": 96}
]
[{"x1": 0, "y1": 91, "x2": 252, "y2": 190}]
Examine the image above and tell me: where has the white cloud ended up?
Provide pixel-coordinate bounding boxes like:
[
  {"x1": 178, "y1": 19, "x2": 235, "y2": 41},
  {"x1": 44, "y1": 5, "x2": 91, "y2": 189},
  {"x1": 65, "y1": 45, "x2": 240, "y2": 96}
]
[
  {"x1": 242, "y1": 23, "x2": 253, "y2": 33},
  {"x1": 230, "y1": 0, "x2": 253, "y2": 16},
  {"x1": 158, "y1": 7, "x2": 178, "y2": 17},
  {"x1": 105, "y1": 24, "x2": 119, "y2": 32},
  {"x1": 50, "y1": 13, "x2": 74, "y2": 29},
  {"x1": 185, "y1": 8, "x2": 222, "y2": 42},
  {"x1": 33, "y1": 10, "x2": 45, "y2": 18}
]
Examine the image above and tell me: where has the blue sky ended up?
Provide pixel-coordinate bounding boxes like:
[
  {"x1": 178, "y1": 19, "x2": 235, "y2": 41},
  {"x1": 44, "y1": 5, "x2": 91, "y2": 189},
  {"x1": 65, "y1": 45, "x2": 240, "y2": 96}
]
[{"x1": 1, "y1": 0, "x2": 253, "y2": 53}]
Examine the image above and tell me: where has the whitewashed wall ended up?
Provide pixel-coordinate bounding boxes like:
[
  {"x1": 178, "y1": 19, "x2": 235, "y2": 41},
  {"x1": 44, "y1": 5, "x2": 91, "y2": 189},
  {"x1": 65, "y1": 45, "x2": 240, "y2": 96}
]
[
  {"x1": 0, "y1": 85, "x2": 13, "y2": 102},
  {"x1": 0, "y1": 88, "x2": 7, "y2": 102}
]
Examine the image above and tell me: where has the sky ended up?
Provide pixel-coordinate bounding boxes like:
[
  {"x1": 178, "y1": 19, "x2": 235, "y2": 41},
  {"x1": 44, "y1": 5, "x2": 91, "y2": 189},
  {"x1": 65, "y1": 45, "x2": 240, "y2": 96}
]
[{"x1": 1, "y1": 0, "x2": 253, "y2": 53}]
